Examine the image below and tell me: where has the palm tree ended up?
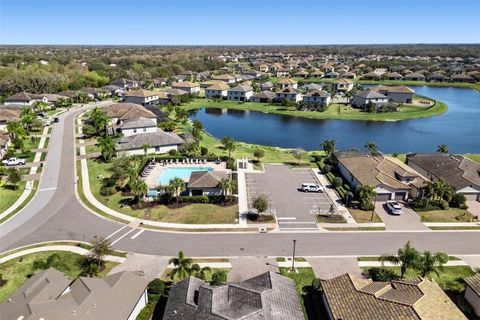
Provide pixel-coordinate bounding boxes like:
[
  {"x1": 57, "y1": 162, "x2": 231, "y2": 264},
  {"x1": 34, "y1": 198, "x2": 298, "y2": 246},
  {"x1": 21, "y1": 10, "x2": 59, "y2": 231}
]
[
  {"x1": 221, "y1": 136, "x2": 236, "y2": 158},
  {"x1": 218, "y1": 178, "x2": 234, "y2": 197},
  {"x1": 380, "y1": 241, "x2": 420, "y2": 279},
  {"x1": 435, "y1": 179, "x2": 453, "y2": 202},
  {"x1": 192, "y1": 120, "x2": 204, "y2": 140},
  {"x1": 98, "y1": 136, "x2": 115, "y2": 161},
  {"x1": 90, "y1": 236, "x2": 112, "y2": 268},
  {"x1": 344, "y1": 91, "x2": 353, "y2": 104},
  {"x1": 357, "y1": 185, "x2": 377, "y2": 211},
  {"x1": 169, "y1": 251, "x2": 194, "y2": 280},
  {"x1": 437, "y1": 144, "x2": 448, "y2": 153},
  {"x1": 416, "y1": 251, "x2": 448, "y2": 278},
  {"x1": 191, "y1": 265, "x2": 211, "y2": 280},
  {"x1": 129, "y1": 177, "x2": 147, "y2": 203},
  {"x1": 141, "y1": 144, "x2": 150, "y2": 157},
  {"x1": 364, "y1": 141, "x2": 378, "y2": 155},
  {"x1": 169, "y1": 177, "x2": 186, "y2": 204},
  {"x1": 6, "y1": 121, "x2": 26, "y2": 141},
  {"x1": 321, "y1": 139, "x2": 336, "y2": 157}
]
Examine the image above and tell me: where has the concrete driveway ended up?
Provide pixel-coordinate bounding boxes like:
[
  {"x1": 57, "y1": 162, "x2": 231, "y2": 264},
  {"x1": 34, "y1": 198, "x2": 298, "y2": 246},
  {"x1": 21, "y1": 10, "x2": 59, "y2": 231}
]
[
  {"x1": 228, "y1": 257, "x2": 278, "y2": 282},
  {"x1": 306, "y1": 257, "x2": 362, "y2": 279},
  {"x1": 375, "y1": 202, "x2": 428, "y2": 230},
  {"x1": 467, "y1": 201, "x2": 480, "y2": 215}
]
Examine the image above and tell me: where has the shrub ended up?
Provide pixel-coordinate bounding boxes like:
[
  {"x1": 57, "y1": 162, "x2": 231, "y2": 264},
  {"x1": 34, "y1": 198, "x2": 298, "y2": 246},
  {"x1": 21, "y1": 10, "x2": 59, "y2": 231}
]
[
  {"x1": 246, "y1": 212, "x2": 259, "y2": 221},
  {"x1": 313, "y1": 155, "x2": 324, "y2": 162},
  {"x1": 100, "y1": 185, "x2": 117, "y2": 196},
  {"x1": 178, "y1": 195, "x2": 209, "y2": 203},
  {"x1": 367, "y1": 267, "x2": 399, "y2": 282},
  {"x1": 323, "y1": 164, "x2": 332, "y2": 173},
  {"x1": 211, "y1": 270, "x2": 227, "y2": 285},
  {"x1": 200, "y1": 146, "x2": 208, "y2": 156},
  {"x1": 332, "y1": 177, "x2": 343, "y2": 188},
  {"x1": 252, "y1": 195, "x2": 269, "y2": 214},
  {"x1": 226, "y1": 158, "x2": 237, "y2": 170},
  {"x1": 343, "y1": 184, "x2": 351, "y2": 191},
  {"x1": 148, "y1": 279, "x2": 165, "y2": 295},
  {"x1": 168, "y1": 149, "x2": 179, "y2": 156},
  {"x1": 317, "y1": 161, "x2": 325, "y2": 171},
  {"x1": 450, "y1": 194, "x2": 467, "y2": 208}
]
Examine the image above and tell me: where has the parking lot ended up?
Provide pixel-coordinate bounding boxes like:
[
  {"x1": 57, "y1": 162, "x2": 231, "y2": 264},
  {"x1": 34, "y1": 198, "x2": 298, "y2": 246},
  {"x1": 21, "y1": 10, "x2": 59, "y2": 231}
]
[{"x1": 246, "y1": 164, "x2": 332, "y2": 231}]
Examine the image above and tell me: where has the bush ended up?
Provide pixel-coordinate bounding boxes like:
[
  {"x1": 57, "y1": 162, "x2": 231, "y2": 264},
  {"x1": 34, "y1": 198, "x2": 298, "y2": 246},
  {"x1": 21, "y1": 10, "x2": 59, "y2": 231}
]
[
  {"x1": 100, "y1": 185, "x2": 117, "y2": 196},
  {"x1": 252, "y1": 195, "x2": 269, "y2": 214},
  {"x1": 313, "y1": 155, "x2": 324, "y2": 162},
  {"x1": 332, "y1": 177, "x2": 343, "y2": 188},
  {"x1": 367, "y1": 267, "x2": 399, "y2": 282},
  {"x1": 323, "y1": 164, "x2": 332, "y2": 173},
  {"x1": 343, "y1": 184, "x2": 351, "y2": 191},
  {"x1": 246, "y1": 212, "x2": 259, "y2": 221},
  {"x1": 148, "y1": 279, "x2": 165, "y2": 295},
  {"x1": 450, "y1": 194, "x2": 467, "y2": 208},
  {"x1": 168, "y1": 149, "x2": 179, "y2": 156},
  {"x1": 226, "y1": 158, "x2": 237, "y2": 170},
  {"x1": 178, "y1": 195, "x2": 209, "y2": 203},
  {"x1": 211, "y1": 270, "x2": 227, "y2": 285},
  {"x1": 200, "y1": 146, "x2": 208, "y2": 156}
]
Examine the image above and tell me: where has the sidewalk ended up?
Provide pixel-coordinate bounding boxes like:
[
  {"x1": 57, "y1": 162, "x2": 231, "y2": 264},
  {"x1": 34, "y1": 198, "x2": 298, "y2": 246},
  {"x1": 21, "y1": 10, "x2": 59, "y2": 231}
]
[{"x1": 357, "y1": 260, "x2": 469, "y2": 267}]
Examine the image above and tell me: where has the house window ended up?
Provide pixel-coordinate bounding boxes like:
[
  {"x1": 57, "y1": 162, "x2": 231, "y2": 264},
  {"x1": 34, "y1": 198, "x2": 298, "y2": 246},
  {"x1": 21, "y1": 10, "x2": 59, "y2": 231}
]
[
  {"x1": 143, "y1": 128, "x2": 146, "y2": 132},
  {"x1": 155, "y1": 147, "x2": 160, "y2": 152}
]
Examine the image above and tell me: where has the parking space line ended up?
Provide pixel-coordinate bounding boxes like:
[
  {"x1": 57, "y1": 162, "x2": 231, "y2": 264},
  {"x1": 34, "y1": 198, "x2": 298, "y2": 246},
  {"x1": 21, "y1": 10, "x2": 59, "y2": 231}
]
[{"x1": 277, "y1": 217, "x2": 297, "y2": 220}]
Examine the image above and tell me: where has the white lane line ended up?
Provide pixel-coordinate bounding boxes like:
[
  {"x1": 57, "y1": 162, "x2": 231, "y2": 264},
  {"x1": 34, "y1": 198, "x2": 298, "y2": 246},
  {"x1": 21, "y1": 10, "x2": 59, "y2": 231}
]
[
  {"x1": 110, "y1": 228, "x2": 137, "y2": 246},
  {"x1": 279, "y1": 228, "x2": 319, "y2": 231},
  {"x1": 104, "y1": 225, "x2": 128, "y2": 240},
  {"x1": 277, "y1": 217, "x2": 297, "y2": 220},
  {"x1": 39, "y1": 187, "x2": 57, "y2": 192},
  {"x1": 278, "y1": 221, "x2": 318, "y2": 224},
  {"x1": 130, "y1": 229, "x2": 145, "y2": 240}
]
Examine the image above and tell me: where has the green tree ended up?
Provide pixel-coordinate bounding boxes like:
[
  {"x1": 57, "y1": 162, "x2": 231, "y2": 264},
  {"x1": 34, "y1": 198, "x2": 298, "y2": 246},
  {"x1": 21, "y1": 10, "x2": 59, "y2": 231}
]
[
  {"x1": 98, "y1": 135, "x2": 115, "y2": 161},
  {"x1": 380, "y1": 241, "x2": 420, "y2": 279},
  {"x1": 6, "y1": 167, "x2": 21, "y2": 190},
  {"x1": 168, "y1": 177, "x2": 185, "y2": 204},
  {"x1": 364, "y1": 141, "x2": 378, "y2": 155},
  {"x1": 80, "y1": 257, "x2": 100, "y2": 277},
  {"x1": 210, "y1": 270, "x2": 227, "y2": 285},
  {"x1": 221, "y1": 136, "x2": 236, "y2": 157},
  {"x1": 129, "y1": 177, "x2": 147, "y2": 203},
  {"x1": 6, "y1": 121, "x2": 26, "y2": 141},
  {"x1": 253, "y1": 148, "x2": 265, "y2": 162},
  {"x1": 191, "y1": 265, "x2": 211, "y2": 280},
  {"x1": 292, "y1": 148, "x2": 305, "y2": 164},
  {"x1": 416, "y1": 251, "x2": 448, "y2": 278},
  {"x1": 437, "y1": 144, "x2": 448, "y2": 153},
  {"x1": 141, "y1": 144, "x2": 150, "y2": 157},
  {"x1": 321, "y1": 139, "x2": 336, "y2": 157},
  {"x1": 218, "y1": 177, "x2": 234, "y2": 197},
  {"x1": 169, "y1": 251, "x2": 194, "y2": 280},
  {"x1": 175, "y1": 107, "x2": 188, "y2": 123},
  {"x1": 90, "y1": 236, "x2": 112, "y2": 268},
  {"x1": 252, "y1": 195, "x2": 269, "y2": 214},
  {"x1": 91, "y1": 107, "x2": 108, "y2": 136},
  {"x1": 357, "y1": 184, "x2": 377, "y2": 210},
  {"x1": 192, "y1": 119, "x2": 204, "y2": 140}
]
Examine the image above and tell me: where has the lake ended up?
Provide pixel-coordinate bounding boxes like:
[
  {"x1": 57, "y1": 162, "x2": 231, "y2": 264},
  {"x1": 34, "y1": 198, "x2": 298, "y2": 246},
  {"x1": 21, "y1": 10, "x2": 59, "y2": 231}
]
[{"x1": 190, "y1": 86, "x2": 480, "y2": 153}]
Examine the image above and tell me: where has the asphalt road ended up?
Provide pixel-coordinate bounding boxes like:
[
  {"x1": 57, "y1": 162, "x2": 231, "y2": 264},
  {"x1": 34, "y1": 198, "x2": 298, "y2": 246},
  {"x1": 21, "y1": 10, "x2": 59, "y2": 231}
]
[{"x1": 1, "y1": 105, "x2": 480, "y2": 258}]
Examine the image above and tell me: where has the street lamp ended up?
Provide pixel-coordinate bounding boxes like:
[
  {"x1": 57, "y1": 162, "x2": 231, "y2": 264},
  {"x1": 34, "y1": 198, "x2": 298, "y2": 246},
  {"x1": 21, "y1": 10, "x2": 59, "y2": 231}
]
[{"x1": 291, "y1": 239, "x2": 297, "y2": 272}]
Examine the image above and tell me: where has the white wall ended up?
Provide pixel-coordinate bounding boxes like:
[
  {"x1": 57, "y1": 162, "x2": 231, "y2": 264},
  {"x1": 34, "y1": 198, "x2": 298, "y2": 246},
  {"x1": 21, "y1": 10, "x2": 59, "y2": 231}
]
[
  {"x1": 128, "y1": 290, "x2": 148, "y2": 320},
  {"x1": 119, "y1": 145, "x2": 179, "y2": 156},
  {"x1": 121, "y1": 126, "x2": 157, "y2": 137}
]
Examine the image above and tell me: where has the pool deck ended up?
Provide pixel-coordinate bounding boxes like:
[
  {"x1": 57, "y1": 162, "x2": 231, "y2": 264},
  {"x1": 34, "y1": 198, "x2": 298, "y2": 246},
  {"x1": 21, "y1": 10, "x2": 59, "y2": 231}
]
[{"x1": 143, "y1": 161, "x2": 228, "y2": 188}]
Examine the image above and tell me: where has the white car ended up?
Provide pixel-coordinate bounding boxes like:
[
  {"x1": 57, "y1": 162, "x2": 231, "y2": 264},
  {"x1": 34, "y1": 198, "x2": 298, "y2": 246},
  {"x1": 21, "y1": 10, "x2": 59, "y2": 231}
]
[
  {"x1": 2, "y1": 157, "x2": 26, "y2": 166},
  {"x1": 301, "y1": 183, "x2": 323, "y2": 193},
  {"x1": 386, "y1": 201, "x2": 403, "y2": 215}
]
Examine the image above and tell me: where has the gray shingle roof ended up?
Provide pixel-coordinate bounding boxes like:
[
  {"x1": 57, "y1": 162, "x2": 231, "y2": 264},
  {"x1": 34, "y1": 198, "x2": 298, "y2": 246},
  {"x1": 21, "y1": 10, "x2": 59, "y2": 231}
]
[
  {"x1": 116, "y1": 130, "x2": 184, "y2": 151},
  {"x1": 119, "y1": 117, "x2": 157, "y2": 129},
  {"x1": 465, "y1": 273, "x2": 480, "y2": 297},
  {"x1": 163, "y1": 271, "x2": 304, "y2": 320},
  {"x1": 354, "y1": 89, "x2": 388, "y2": 99},
  {"x1": 188, "y1": 171, "x2": 227, "y2": 188}
]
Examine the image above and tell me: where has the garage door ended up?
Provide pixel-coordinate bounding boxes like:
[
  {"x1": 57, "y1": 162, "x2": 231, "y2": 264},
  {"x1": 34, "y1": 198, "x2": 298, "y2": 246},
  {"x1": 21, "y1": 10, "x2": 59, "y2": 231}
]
[
  {"x1": 395, "y1": 192, "x2": 407, "y2": 201},
  {"x1": 376, "y1": 193, "x2": 392, "y2": 202},
  {"x1": 463, "y1": 193, "x2": 480, "y2": 201}
]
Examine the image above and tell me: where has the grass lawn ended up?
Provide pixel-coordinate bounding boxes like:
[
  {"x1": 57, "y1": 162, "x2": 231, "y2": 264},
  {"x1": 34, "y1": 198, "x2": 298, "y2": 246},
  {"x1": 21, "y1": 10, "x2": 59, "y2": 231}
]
[
  {"x1": 0, "y1": 180, "x2": 26, "y2": 213},
  {"x1": 161, "y1": 268, "x2": 231, "y2": 282},
  {"x1": 316, "y1": 214, "x2": 347, "y2": 223},
  {"x1": 465, "y1": 154, "x2": 480, "y2": 164},
  {"x1": 417, "y1": 208, "x2": 475, "y2": 222},
  {"x1": 183, "y1": 97, "x2": 447, "y2": 122},
  {"x1": 279, "y1": 267, "x2": 318, "y2": 319},
  {"x1": 0, "y1": 251, "x2": 117, "y2": 303},
  {"x1": 325, "y1": 227, "x2": 386, "y2": 231},
  {"x1": 348, "y1": 208, "x2": 383, "y2": 223}
]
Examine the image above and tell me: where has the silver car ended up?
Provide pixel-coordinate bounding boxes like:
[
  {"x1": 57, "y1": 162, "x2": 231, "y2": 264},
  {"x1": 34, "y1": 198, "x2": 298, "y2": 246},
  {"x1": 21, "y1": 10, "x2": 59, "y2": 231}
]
[{"x1": 386, "y1": 201, "x2": 402, "y2": 215}]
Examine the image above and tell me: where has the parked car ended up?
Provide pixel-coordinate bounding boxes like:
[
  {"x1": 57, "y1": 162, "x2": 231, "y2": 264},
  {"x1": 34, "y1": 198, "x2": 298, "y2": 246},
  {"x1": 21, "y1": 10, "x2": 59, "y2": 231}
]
[
  {"x1": 2, "y1": 157, "x2": 26, "y2": 166},
  {"x1": 386, "y1": 200, "x2": 403, "y2": 215},
  {"x1": 300, "y1": 183, "x2": 323, "y2": 193},
  {"x1": 53, "y1": 117, "x2": 60, "y2": 123}
]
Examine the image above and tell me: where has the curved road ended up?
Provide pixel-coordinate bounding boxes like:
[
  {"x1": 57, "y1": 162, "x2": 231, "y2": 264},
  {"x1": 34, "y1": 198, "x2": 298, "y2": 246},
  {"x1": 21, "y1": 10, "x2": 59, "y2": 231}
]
[{"x1": 1, "y1": 105, "x2": 480, "y2": 258}]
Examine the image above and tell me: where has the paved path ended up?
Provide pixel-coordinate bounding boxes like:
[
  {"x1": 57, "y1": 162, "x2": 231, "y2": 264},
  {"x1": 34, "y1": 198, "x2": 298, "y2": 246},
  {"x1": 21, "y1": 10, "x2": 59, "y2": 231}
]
[
  {"x1": 108, "y1": 253, "x2": 169, "y2": 281},
  {"x1": 228, "y1": 257, "x2": 278, "y2": 282},
  {"x1": 375, "y1": 202, "x2": 428, "y2": 230},
  {"x1": 307, "y1": 257, "x2": 362, "y2": 279}
]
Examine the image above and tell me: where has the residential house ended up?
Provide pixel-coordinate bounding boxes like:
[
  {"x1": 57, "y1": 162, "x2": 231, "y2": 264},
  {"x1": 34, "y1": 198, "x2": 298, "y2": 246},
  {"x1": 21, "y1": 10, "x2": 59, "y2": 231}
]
[
  {"x1": 0, "y1": 268, "x2": 149, "y2": 320},
  {"x1": 152, "y1": 78, "x2": 167, "y2": 87},
  {"x1": 0, "y1": 132, "x2": 11, "y2": 159},
  {"x1": 213, "y1": 74, "x2": 236, "y2": 84},
  {"x1": 276, "y1": 68, "x2": 290, "y2": 77},
  {"x1": 4, "y1": 91, "x2": 47, "y2": 106},
  {"x1": 351, "y1": 90, "x2": 389, "y2": 108},
  {"x1": 384, "y1": 72, "x2": 404, "y2": 80},
  {"x1": 163, "y1": 271, "x2": 304, "y2": 320},
  {"x1": 116, "y1": 130, "x2": 184, "y2": 156},
  {"x1": 118, "y1": 117, "x2": 157, "y2": 137},
  {"x1": 451, "y1": 74, "x2": 475, "y2": 83},
  {"x1": 201, "y1": 80, "x2": 225, "y2": 89},
  {"x1": 429, "y1": 73, "x2": 448, "y2": 82},
  {"x1": 404, "y1": 72, "x2": 426, "y2": 81},
  {"x1": 163, "y1": 88, "x2": 189, "y2": 99},
  {"x1": 227, "y1": 84, "x2": 253, "y2": 102},
  {"x1": 258, "y1": 64, "x2": 269, "y2": 72},
  {"x1": 323, "y1": 64, "x2": 335, "y2": 73},
  {"x1": 464, "y1": 274, "x2": 480, "y2": 317},
  {"x1": 277, "y1": 78, "x2": 298, "y2": 89},
  {"x1": 123, "y1": 89, "x2": 159, "y2": 107},
  {"x1": 188, "y1": 171, "x2": 228, "y2": 195},
  {"x1": 110, "y1": 78, "x2": 139, "y2": 90},
  {"x1": 294, "y1": 69, "x2": 309, "y2": 78},
  {"x1": 310, "y1": 68, "x2": 324, "y2": 78},
  {"x1": 324, "y1": 71, "x2": 340, "y2": 79},
  {"x1": 276, "y1": 87, "x2": 302, "y2": 103},
  {"x1": 332, "y1": 79, "x2": 354, "y2": 92},
  {"x1": 373, "y1": 85, "x2": 414, "y2": 103},
  {"x1": 303, "y1": 83, "x2": 323, "y2": 92},
  {"x1": 205, "y1": 83, "x2": 230, "y2": 99},
  {"x1": 101, "y1": 84, "x2": 123, "y2": 96},
  {"x1": 250, "y1": 91, "x2": 276, "y2": 103},
  {"x1": 171, "y1": 81, "x2": 200, "y2": 94},
  {"x1": 406, "y1": 154, "x2": 480, "y2": 201},
  {"x1": 103, "y1": 103, "x2": 158, "y2": 125},
  {"x1": 302, "y1": 90, "x2": 331, "y2": 106},
  {"x1": 341, "y1": 71, "x2": 356, "y2": 79},
  {"x1": 361, "y1": 72, "x2": 381, "y2": 80},
  {"x1": 0, "y1": 108, "x2": 21, "y2": 131},
  {"x1": 320, "y1": 273, "x2": 467, "y2": 320},
  {"x1": 260, "y1": 81, "x2": 274, "y2": 91},
  {"x1": 335, "y1": 151, "x2": 426, "y2": 201}
]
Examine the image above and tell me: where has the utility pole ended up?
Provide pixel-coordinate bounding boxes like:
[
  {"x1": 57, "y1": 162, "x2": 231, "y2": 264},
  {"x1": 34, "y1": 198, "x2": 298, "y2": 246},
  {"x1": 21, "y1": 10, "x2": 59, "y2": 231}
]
[{"x1": 291, "y1": 239, "x2": 297, "y2": 272}]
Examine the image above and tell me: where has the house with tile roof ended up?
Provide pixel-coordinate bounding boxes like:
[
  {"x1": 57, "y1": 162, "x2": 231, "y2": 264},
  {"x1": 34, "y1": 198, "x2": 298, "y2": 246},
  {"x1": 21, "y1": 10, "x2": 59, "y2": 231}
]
[
  {"x1": 464, "y1": 273, "x2": 480, "y2": 316},
  {"x1": 303, "y1": 89, "x2": 331, "y2": 106},
  {"x1": 188, "y1": 171, "x2": 228, "y2": 195},
  {"x1": 372, "y1": 85, "x2": 415, "y2": 103},
  {"x1": 332, "y1": 78, "x2": 354, "y2": 92},
  {"x1": 123, "y1": 89, "x2": 160, "y2": 106},
  {"x1": 351, "y1": 90, "x2": 389, "y2": 108},
  {"x1": 118, "y1": 117, "x2": 158, "y2": 137},
  {"x1": 320, "y1": 273, "x2": 467, "y2": 320},
  {"x1": 115, "y1": 130, "x2": 184, "y2": 156},
  {"x1": 213, "y1": 74, "x2": 237, "y2": 84},
  {"x1": 171, "y1": 81, "x2": 201, "y2": 94},
  {"x1": 250, "y1": 91, "x2": 276, "y2": 103},
  {"x1": 227, "y1": 85, "x2": 253, "y2": 102},
  {"x1": 103, "y1": 103, "x2": 157, "y2": 125},
  {"x1": 110, "y1": 78, "x2": 139, "y2": 90},
  {"x1": 276, "y1": 78, "x2": 298, "y2": 89},
  {"x1": 4, "y1": 91, "x2": 47, "y2": 106},
  {"x1": 0, "y1": 108, "x2": 21, "y2": 131},
  {"x1": 205, "y1": 82, "x2": 230, "y2": 99},
  {"x1": 163, "y1": 271, "x2": 304, "y2": 320},
  {"x1": 0, "y1": 268, "x2": 149, "y2": 320},
  {"x1": 275, "y1": 86, "x2": 302, "y2": 103},
  {"x1": 335, "y1": 151, "x2": 427, "y2": 201}
]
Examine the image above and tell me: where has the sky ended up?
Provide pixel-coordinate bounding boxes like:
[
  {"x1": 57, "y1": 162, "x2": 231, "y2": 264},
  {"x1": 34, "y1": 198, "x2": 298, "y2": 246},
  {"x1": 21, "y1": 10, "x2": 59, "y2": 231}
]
[{"x1": 1, "y1": 0, "x2": 479, "y2": 45}]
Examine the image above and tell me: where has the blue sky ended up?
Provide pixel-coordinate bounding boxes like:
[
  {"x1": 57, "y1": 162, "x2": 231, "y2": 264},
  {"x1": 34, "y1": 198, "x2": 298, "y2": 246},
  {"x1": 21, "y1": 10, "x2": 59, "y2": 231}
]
[{"x1": 1, "y1": 0, "x2": 479, "y2": 45}]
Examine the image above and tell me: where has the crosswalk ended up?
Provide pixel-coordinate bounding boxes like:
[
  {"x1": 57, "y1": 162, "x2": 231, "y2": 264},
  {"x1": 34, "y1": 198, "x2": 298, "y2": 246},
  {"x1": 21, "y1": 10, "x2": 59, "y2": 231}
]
[{"x1": 104, "y1": 223, "x2": 146, "y2": 246}]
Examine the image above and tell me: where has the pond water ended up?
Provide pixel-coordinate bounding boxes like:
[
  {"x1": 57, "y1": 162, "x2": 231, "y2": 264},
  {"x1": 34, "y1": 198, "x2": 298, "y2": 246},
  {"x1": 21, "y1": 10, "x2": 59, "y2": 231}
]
[{"x1": 190, "y1": 86, "x2": 480, "y2": 153}]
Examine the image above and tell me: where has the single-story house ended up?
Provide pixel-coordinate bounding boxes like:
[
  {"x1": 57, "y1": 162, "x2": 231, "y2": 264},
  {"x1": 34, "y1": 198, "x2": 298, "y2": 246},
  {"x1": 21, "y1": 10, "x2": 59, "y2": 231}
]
[
  {"x1": 340, "y1": 71, "x2": 356, "y2": 79},
  {"x1": 258, "y1": 64, "x2": 269, "y2": 72},
  {"x1": 294, "y1": 69, "x2": 309, "y2": 78},
  {"x1": 320, "y1": 273, "x2": 467, "y2": 320},
  {"x1": 384, "y1": 72, "x2": 404, "y2": 80},
  {"x1": 171, "y1": 81, "x2": 200, "y2": 94},
  {"x1": 406, "y1": 154, "x2": 480, "y2": 201},
  {"x1": 464, "y1": 274, "x2": 480, "y2": 317},
  {"x1": 260, "y1": 81, "x2": 274, "y2": 91},
  {"x1": 276, "y1": 68, "x2": 290, "y2": 77},
  {"x1": 451, "y1": 74, "x2": 476, "y2": 83},
  {"x1": 276, "y1": 86, "x2": 302, "y2": 103},
  {"x1": 101, "y1": 85, "x2": 124, "y2": 96},
  {"x1": 152, "y1": 77, "x2": 167, "y2": 87},
  {"x1": 123, "y1": 89, "x2": 160, "y2": 107},
  {"x1": 404, "y1": 72, "x2": 426, "y2": 81},
  {"x1": 103, "y1": 103, "x2": 158, "y2": 125},
  {"x1": 188, "y1": 171, "x2": 228, "y2": 195},
  {"x1": 361, "y1": 72, "x2": 381, "y2": 80},
  {"x1": 351, "y1": 90, "x2": 389, "y2": 108},
  {"x1": 302, "y1": 90, "x2": 331, "y2": 106},
  {"x1": 4, "y1": 91, "x2": 47, "y2": 106},
  {"x1": 205, "y1": 82, "x2": 230, "y2": 99},
  {"x1": 201, "y1": 80, "x2": 225, "y2": 89},
  {"x1": 277, "y1": 78, "x2": 298, "y2": 89},
  {"x1": 429, "y1": 73, "x2": 448, "y2": 82},
  {"x1": 335, "y1": 151, "x2": 426, "y2": 201},
  {"x1": 163, "y1": 88, "x2": 189, "y2": 99},
  {"x1": 372, "y1": 85, "x2": 414, "y2": 103},
  {"x1": 323, "y1": 64, "x2": 335, "y2": 73},
  {"x1": 332, "y1": 79, "x2": 354, "y2": 92},
  {"x1": 115, "y1": 130, "x2": 184, "y2": 156},
  {"x1": 227, "y1": 84, "x2": 253, "y2": 101},
  {"x1": 310, "y1": 69, "x2": 324, "y2": 78},
  {"x1": 324, "y1": 71, "x2": 340, "y2": 79},
  {"x1": 0, "y1": 132, "x2": 11, "y2": 159},
  {"x1": 250, "y1": 91, "x2": 276, "y2": 103},
  {"x1": 118, "y1": 117, "x2": 157, "y2": 137},
  {"x1": 163, "y1": 271, "x2": 304, "y2": 320},
  {"x1": 0, "y1": 268, "x2": 149, "y2": 320},
  {"x1": 0, "y1": 108, "x2": 20, "y2": 131}
]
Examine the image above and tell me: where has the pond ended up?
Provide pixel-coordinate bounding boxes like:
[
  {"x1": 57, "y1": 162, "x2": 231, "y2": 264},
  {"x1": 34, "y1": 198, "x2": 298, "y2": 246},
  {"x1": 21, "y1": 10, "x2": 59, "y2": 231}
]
[{"x1": 189, "y1": 86, "x2": 480, "y2": 153}]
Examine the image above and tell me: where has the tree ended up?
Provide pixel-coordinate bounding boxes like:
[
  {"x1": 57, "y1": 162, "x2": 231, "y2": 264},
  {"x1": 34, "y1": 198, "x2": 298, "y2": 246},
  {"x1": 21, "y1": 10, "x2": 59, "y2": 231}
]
[
  {"x1": 169, "y1": 251, "x2": 194, "y2": 280},
  {"x1": 185, "y1": 141, "x2": 200, "y2": 157},
  {"x1": 365, "y1": 101, "x2": 376, "y2": 113},
  {"x1": 141, "y1": 144, "x2": 150, "y2": 157},
  {"x1": 6, "y1": 167, "x2": 21, "y2": 190},
  {"x1": 211, "y1": 270, "x2": 227, "y2": 285},
  {"x1": 218, "y1": 177, "x2": 234, "y2": 197},
  {"x1": 175, "y1": 107, "x2": 188, "y2": 123},
  {"x1": 192, "y1": 265, "x2": 211, "y2": 280},
  {"x1": 253, "y1": 148, "x2": 265, "y2": 162},
  {"x1": 6, "y1": 121, "x2": 26, "y2": 141},
  {"x1": 321, "y1": 139, "x2": 336, "y2": 157},
  {"x1": 425, "y1": 179, "x2": 453, "y2": 203},
  {"x1": 357, "y1": 184, "x2": 377, "y2": 210},
  {"x1": 98, "y1": 136, "x2": 115, "y2": 161},
  {"x1": 380, "y1": 241, "x2": 420, "y2": 279},
  {"x1": 252, "y1": 195, "x2": 269, "y2": 214},
  {"x1": 90, "y1": 107, "x2": 108, "y2": 136},
  {"x1": 129, "y1": 177, "x2": 147, "y2": 203},
  {"x1": 168, "y1": 177, "x2": 185, "y2": 204},
  {"x1": 437, "y1": 144, "x2": 448, "y2": 153},
  {"x1": 80, "y1": 256, "x2": 100, "y2": 277},
  {"x1": 292, "y1": 148, "x2": 305, "y2": 164},
  {"x1": 416, "y1": 251, "x2": 448, "y2": 278},
  {"x1": 148, "y1": 279, "x2": 165, "y2": 295},
  {"x1": 221, "y1": 136, "x2": 236, "y2": 157},
  {"x1": 192, "y1": 119, "x2": 204, "y2": 140},
  {"x1": 364, "y1": 141, "x2": 378, "y2": 155},
  {"x1": 90, "y1": 236, "x2": 112, "y2": 268}
]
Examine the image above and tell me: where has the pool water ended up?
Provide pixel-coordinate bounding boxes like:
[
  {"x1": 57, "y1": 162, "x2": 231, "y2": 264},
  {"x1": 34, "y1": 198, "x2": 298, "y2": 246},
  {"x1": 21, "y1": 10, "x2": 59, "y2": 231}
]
[{"x1": 158, "y1": 167, "x2": 214, "y2": 185}]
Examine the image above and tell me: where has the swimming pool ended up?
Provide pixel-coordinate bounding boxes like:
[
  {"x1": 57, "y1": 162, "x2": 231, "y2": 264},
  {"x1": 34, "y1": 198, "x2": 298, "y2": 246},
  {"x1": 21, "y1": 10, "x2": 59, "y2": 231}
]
[{"x1": 158, "y1": 167, "x2": 214, "y2": 185}]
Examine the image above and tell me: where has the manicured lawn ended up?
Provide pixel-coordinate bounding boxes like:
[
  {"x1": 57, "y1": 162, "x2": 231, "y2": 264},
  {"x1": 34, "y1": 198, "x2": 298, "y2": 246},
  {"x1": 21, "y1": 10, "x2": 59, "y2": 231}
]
[
  {"x1": 161, "y1": 268, "x2": 231, "y2": 282},
  {"x1": 316, "y1": 214, "x2": 347, "y2": 223},
  {"x1": 325, "y1": 227, "x2": 386, "y2": 231},
  {"x1": 0, "y1": 251, "x2": 117, "y2": 303},
  {"x1": 279, "y1": 267, "x2": 318, "y2": 319},
  {"x1": 417, "y1": 208, "x2": 474, "y2": 222},
  {"x1": 348, "y1": 208, "x2": 383, "y2": 223},
  {"x1": 182, "y1": 97, "x2": 447, "y2": 122},
  {"x1": 465, "y1": 154, "x2": 480, "y2": 164},
  {"x1": 0, "y1": 180, "x2": 26, "y2": 213}
]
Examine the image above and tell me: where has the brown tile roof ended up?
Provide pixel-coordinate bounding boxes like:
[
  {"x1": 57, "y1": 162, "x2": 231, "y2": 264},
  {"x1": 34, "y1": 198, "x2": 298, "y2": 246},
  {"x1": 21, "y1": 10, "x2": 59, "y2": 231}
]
[
  {"x1": 277, "y1": 78, "x2": 298, "y2": 85},
  {"x1": 0, "y1": 109, "x2": 21, "y2": 121},
  {"x1": 103, "y1": 103, "x2": 156, "y2": 121},
  {"x1": 205, "y1": 83, "x2": 230, "y2": 91},
  {"x1": 188, "y1": 171, "x2": 227, "y2": 188},
  {"x1": 465, "y1": 273, "x2": 480, "y2": 297},
  {"x1": 171, "y1": 81, "x2": 200, "y2": 88},
  {"x1": 124, "y1": 89, "x2": 158, "y2": 97}
]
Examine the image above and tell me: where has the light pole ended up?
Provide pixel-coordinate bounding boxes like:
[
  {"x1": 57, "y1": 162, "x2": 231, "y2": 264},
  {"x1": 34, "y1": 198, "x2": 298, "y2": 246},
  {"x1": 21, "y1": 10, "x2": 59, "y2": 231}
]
[{"x1": 291, "y1": 239, "x2": 297, "y2": 272}]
